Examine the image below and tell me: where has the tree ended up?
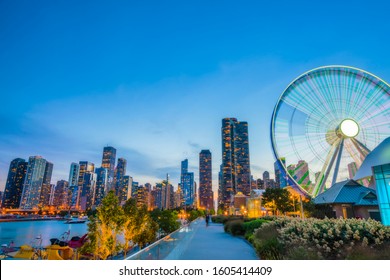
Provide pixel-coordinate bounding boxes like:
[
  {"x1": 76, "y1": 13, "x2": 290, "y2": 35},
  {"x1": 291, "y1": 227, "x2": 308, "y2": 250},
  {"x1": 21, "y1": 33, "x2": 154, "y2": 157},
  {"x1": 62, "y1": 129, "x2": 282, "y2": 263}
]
[
  {"x1": 122, "y1": 199, "x2": 158, "y2": 257},
  {"x1": 81, "y1": 190, "x2": 124, "y2": 259},
  {"x1": 262, "y1": 188, "x2": 293, "y2": 215},
  {"x1": 150, "y1": 209, "x2": 180, "y2": 236}
]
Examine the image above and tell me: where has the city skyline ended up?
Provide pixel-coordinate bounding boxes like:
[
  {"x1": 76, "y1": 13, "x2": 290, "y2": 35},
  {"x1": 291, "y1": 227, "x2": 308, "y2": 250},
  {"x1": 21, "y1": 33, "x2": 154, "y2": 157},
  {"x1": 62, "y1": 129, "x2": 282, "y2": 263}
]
[{"x1": 2, "y1": 0, "x2": 390, "y2": 193}]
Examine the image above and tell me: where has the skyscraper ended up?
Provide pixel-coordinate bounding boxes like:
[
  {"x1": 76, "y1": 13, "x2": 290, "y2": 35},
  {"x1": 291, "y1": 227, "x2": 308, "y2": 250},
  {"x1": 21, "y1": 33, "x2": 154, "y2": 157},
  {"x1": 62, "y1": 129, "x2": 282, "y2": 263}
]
[
  {"x1": 113, "y1": 158, "x2": 127, "y2": 197},
  {"x1": 121, "y1": 175, "x2": 133, "y2": 203},
  {"x1": 80, "y1": 172, "x2": 97, "y2": 211},
  {"x1": 199, "y1": 150, "x2": 213, "y2": 210},
  {"x1": 53, "y1": 180, "x2": 69, "y2": 209},
  {"x1": 68, "y1": 163, "x2": 80, "y2": 187},
  {"x1": 102, "y1": 146, "x2": 116, "y2": 189},
  {"x1": 39, "y1": 161, "x2": 53, "y2": 207},
  {"x1": 20, "y1": 156, "x2": 47, "y2": 209},
  {"x1": 263, "y1": 171, "x2": 270, "y2": 189},
  {"x1": 68, "y1": 163, "x2": 80, "y2": 210},
  {"x1": 181, "y1": 160, "x2": 195, "y2": 207},
  {"x1": 2, "y1": 158, "x2": 27, "y2": 209},
  {"x1": 220, "y1": 118, "x2": 251, "y2": 210},
  {"x1": 274, "y1": 157, "x2": 287, "y2": 188},
  {"x1": 94, "y1": 167, "x2": 108, "y2": 207},
  {"x1": 76, "y1": 161, "x2": 95, "y2": 209}
]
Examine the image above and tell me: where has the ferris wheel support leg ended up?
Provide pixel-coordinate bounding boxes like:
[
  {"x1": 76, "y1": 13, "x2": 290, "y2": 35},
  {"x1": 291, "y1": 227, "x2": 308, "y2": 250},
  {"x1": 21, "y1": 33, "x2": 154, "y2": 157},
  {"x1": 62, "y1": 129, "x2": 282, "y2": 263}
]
[
  {"x1": 351, "y1": 138, "x2": 371, "y2": 159},
  {"x1": 312, "y1": 141, "x2": 340, "y2": 196},
  {"x1": 331, "y1": 139, "x2": 344, "y2": 187}
]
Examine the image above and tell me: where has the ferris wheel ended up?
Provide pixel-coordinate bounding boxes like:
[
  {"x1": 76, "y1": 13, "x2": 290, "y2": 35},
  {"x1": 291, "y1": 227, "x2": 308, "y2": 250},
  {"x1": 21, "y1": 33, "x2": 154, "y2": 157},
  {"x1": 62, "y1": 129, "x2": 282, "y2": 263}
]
[{"x1": 271, "y1": 66, "x2": 390, "y2": 197}]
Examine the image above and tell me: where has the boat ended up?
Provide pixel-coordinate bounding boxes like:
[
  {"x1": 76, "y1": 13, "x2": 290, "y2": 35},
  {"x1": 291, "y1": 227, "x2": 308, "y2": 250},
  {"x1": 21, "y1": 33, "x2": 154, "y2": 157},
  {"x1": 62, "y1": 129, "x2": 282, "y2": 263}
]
[{"x1": 64, "y1": 219, "x2": 86, "y2": 224}]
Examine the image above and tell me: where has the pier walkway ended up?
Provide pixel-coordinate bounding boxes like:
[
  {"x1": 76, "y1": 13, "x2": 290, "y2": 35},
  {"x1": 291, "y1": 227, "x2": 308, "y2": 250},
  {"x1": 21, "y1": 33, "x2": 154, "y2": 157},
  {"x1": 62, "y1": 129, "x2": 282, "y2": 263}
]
[{"x1": 127, "y1": 218, "x2": 258, "y2": 260}]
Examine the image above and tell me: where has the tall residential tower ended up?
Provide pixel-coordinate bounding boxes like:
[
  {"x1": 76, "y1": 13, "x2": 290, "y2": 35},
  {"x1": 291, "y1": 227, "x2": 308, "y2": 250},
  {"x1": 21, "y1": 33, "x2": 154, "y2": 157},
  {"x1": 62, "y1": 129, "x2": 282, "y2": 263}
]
[
  {"x1": 199, "y1": 150, "x2": 213, "y2": 210},
  {"x1": 219, "y1": 118, "x2": 251, "y2": 210}
]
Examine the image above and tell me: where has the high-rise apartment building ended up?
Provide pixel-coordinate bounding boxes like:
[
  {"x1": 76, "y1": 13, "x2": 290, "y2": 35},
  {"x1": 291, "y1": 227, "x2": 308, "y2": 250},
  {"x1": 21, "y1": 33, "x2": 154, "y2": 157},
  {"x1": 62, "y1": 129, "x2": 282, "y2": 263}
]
[
  {"x1": 94, "y1": 167, "x2": 108, "y2": 207},
  {"x1": 53, "y1": 180, "x2": 69, "y2": 209},
  {"x1": 76, "y1": 161, "x2": 95, "y2": 209},
  {"x1": 39, "y1": 161, "x2": 53, "y2": 207},
  {"x1": 68, "y1": 163, "x2": 80, "y2": 187},
  {"x1": 2, "y1": 158, "x2": 27, "y2": 208},
  {"x1": 181, "y1": 160, "x2": 195, "y2": 207},
  {"x1": 199, "y1": 150, "x2": 213, "y2": 210},
  {"x1": 121, "y1": 175, "x2": 133, "y2": 203},
  {"x1": 79, "y1": 172, "x2": 97, "y2": 211},
  {"x1": 263, "y1": 171, "x2": 270, "y2": 189},
  {"x1": 274, "y1": 157, "x2": 287, "y2": 188},
  {"x1": 220, "y1": 118, "x2": 251, "y2": 210},
  {"x1": 20, "y1": 156, "x2": 47, "y2": 209},
  {"x1": 102, "y1": 146, "x2": 116, "y2": 188},
  {"x1": 114, "y1": 158, "x2": 127, "y2": 197}
]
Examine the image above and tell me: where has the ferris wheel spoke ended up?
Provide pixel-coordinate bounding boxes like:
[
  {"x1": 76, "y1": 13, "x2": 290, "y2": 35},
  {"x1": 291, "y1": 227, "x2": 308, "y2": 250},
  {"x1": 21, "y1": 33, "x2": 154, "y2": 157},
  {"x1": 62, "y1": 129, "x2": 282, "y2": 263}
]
[{"x1": 312, "y1": 140, "x2": 340, "y2": 197}]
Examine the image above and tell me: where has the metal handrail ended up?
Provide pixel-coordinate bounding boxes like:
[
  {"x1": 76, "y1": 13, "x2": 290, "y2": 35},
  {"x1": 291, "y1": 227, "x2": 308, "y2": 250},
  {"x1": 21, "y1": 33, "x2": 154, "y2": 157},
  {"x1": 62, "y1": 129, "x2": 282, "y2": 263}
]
[{"x1": 125, "y1": 218, "x2": 200, "y2": 260}]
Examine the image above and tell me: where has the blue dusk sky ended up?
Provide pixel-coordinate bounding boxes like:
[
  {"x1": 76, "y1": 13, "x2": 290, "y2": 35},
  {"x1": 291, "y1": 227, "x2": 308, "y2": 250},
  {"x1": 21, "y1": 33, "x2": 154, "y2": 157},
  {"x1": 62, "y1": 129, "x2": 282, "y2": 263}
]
[{"x1": 1, "y1": 0, "x2": 390, "y2": 192}]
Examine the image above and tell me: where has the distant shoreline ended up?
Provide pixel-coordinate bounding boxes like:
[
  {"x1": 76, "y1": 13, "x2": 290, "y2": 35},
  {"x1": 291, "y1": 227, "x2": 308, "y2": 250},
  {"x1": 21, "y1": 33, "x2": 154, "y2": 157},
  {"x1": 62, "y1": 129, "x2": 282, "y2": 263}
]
[{"x1": 0, "y1": 218, "x2": 66, "y2": 223}]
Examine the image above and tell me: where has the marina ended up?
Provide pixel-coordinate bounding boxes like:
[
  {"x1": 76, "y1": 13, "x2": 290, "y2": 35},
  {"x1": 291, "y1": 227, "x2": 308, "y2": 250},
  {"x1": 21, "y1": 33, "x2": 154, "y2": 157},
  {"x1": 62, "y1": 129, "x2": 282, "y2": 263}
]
[{"x1": 0, "y1": 220, "x2": 88, "y2": 248}]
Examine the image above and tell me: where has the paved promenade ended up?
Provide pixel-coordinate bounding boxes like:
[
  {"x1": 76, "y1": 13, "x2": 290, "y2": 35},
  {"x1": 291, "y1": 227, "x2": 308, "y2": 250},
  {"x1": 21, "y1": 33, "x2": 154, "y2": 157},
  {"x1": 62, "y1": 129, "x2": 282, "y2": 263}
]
[{"x1": 165, "y1": 219, "x2": 258, "y2": 260}]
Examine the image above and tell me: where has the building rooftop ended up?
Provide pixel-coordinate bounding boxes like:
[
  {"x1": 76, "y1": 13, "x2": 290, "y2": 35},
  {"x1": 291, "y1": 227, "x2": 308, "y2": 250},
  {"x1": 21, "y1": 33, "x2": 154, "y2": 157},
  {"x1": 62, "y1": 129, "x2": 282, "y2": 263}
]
[
  {"x1": 354, "y1": 137, "x2": 390, "y2": 180},
  {"x1": 314, "y1": 179, "x2": 378, "y2": 206}
]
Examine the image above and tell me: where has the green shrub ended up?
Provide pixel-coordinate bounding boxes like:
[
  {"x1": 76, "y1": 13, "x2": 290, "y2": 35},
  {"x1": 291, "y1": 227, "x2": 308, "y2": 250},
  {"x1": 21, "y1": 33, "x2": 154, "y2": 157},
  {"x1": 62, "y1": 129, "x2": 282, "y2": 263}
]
[
  {"x1": 211, "y1": 215, "x2": 229, "y2": 224},
  {"x1": 346, "y1": 241, "x2": 390, "y2": 260},
  {"x1": 243, "y1": 219, "x2": 268, "y2": 234},
  {"x1": 252, "y1": 223, "x2": 284, "y2": 260},
  {"x1": 224, "y1": 220, "x2": 245, "y2": 236}
]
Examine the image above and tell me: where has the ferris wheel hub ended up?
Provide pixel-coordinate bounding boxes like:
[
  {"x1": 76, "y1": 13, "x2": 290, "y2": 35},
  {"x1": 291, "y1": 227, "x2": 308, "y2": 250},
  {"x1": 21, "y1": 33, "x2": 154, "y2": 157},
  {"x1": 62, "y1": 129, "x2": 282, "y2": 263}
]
[{"x1": 339, "y1": 119, "x2": 359, "y2": 138}]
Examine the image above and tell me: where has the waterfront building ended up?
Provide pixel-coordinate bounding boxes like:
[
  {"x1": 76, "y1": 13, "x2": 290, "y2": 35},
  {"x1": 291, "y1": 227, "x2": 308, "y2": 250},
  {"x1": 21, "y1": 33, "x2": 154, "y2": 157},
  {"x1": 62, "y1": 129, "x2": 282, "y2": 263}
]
[
  {"x1": 2, "y1": 158, "x2": 27, "y2": 209},
  {"x1": 199, "y1": 150, "x2": 213, "y2": 210},
  {"x1": 314, "y1": 179, "x2": 379, "y2": 220},
  {"x1": 372, "y1": 163, "x2": 390, "y2": 226},
  {"x1": 121, "y1": 175, "x2": 133, "y2": 204},
  {"x1": 181, "y1": 160, "x2": 195, "y2": 207},
  {"x1": 263, "y1": 171, "x2": 270, "y2": 189},
  {"x1": 94, "y1": 167, "x2": 108, "y2": 207},
  {"x1": 220, "y1": 118, "x2": 251, "y2": 210},
  {"x1": 77, "y1": 161, "x2": 95, "y2": 209},
  {"x1": 49, "y1": 184, "x2": 56, "y2": 206},
  {"x1": 131, "y1": 181, "x2": 139, "y2": 198},
  {"x1": 113, "y1": 158, "x2": 127, "y2": 197},
  {"x1": 68, "y1": 163, "x2": 80, "y2": 187},
  {"x1": 79, "y1": 172, "x2": 97, "y2": 211},
  {"x1": 39, "y1": 161, "x2": 53, "y2": 207},
  {"x1": 274, "y1": 157, "x2": 287, "y2": 188},
  {"x1": 101, "y1": 146, "x2": 116, "y2": 189},
  {"x1": 20, "y1": 156, "x2": 47, "y2": 209},
  {"x1": 53, "y1": 180, "x2": 69, "y2": 209}
]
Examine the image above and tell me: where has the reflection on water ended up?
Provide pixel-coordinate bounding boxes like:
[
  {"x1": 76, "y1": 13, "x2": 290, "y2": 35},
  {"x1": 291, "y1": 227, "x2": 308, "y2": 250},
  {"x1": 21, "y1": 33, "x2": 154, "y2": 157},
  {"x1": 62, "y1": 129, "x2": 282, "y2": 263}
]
[{"x1": 0, "y1": 220, "x2": 88, "y2": 247}]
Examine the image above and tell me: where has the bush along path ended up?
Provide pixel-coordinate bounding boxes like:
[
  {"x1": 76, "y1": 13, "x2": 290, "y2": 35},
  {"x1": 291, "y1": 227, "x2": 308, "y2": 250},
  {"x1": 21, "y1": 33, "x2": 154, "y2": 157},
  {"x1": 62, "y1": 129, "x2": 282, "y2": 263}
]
[{"x1": 215, "y1": 215, "x2": 390, "y2": 260}]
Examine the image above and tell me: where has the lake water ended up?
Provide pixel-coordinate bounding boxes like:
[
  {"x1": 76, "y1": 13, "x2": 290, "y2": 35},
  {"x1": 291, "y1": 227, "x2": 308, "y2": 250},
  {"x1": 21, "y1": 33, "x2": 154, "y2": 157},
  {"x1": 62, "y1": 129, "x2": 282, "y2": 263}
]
[{"x1": 0, "y1": 220, "x2": 88, "y2": 247}]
